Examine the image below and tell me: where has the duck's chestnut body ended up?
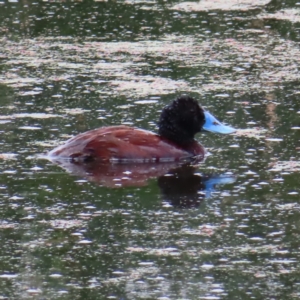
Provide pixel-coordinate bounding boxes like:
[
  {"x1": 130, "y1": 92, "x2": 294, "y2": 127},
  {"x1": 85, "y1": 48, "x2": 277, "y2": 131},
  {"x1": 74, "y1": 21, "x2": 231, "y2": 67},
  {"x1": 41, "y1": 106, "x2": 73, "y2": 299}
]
[
  {"x1": 49, "y1": 125, "x2": 205, "y2": 163},
  {"x1": 48, "y1": 96, "x2": 235, "y2": 163}
]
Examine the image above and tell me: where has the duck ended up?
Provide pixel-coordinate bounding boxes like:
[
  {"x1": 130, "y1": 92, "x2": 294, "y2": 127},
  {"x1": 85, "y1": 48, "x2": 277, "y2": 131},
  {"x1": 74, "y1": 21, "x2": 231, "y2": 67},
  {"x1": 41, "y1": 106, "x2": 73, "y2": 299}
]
[{"x1": 48, "y1": 95, "x2": 235, "y2": 163}]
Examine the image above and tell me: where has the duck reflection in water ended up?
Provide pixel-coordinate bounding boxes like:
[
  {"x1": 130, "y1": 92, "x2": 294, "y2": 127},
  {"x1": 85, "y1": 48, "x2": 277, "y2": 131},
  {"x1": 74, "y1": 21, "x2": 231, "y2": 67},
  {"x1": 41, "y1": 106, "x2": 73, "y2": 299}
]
[
  {"x1": 158, "y1": 165, "x2": 235, "y2": 208},
  {"x1": 49, "y1": 159, "x2": 235, "y2": 208}
]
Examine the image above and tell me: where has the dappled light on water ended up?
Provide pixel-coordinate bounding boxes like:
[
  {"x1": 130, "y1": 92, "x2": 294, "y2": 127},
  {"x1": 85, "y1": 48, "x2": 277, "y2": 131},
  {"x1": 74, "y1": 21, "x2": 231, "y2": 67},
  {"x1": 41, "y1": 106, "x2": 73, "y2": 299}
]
[{"x1": 1, "y1": 0, "x2": 300, "y2": 299}]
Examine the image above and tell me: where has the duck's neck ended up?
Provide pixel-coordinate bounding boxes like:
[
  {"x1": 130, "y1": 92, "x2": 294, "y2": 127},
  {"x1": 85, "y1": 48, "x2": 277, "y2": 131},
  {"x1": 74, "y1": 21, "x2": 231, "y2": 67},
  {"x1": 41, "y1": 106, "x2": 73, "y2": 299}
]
[{"x1": 158, "y1": 111, "x2": 195, "y2": 146}]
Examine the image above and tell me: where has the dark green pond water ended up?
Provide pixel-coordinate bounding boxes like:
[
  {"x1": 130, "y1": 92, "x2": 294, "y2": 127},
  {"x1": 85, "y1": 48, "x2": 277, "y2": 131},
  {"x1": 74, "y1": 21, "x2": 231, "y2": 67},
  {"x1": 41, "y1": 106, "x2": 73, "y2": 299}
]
[{"x1": 1, "y1": 0, "x2": 300, "y2": 299}]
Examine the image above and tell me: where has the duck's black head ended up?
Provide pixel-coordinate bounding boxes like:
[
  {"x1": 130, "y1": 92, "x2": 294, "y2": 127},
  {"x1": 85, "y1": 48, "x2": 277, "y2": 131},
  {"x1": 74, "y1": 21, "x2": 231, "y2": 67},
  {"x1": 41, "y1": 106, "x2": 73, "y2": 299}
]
[{"x1": 158, "y1": 95, "x2": 205, "y2": 145}]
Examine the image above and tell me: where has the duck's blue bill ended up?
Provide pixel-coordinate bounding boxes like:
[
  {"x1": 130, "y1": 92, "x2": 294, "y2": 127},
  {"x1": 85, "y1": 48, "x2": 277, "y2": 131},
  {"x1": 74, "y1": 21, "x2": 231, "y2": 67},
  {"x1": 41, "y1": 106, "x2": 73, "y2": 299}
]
[{"x1": 203, "y1": 111, "x2": 236, "y2": 134}]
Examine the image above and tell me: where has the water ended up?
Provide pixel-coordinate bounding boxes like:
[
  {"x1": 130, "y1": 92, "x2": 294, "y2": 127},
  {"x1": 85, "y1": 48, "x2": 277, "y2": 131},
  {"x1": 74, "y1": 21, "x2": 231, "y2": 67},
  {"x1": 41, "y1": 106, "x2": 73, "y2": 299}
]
[{"x1": 1, "y1": 0, "x2": 300, "y2": 299}]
